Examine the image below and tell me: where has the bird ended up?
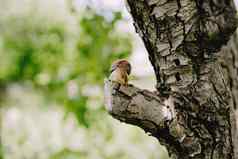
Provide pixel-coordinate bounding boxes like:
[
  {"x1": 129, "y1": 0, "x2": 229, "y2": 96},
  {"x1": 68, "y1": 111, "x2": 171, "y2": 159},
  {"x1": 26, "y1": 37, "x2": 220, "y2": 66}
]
[{"x1": 109, "y1": 59, "x2": 131, "y2": 86}]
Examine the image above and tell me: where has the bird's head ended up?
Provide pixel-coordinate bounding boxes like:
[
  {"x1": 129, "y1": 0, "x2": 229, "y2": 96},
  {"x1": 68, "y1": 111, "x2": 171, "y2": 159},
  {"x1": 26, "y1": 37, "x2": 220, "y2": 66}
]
[{"x1": 110, "y1": 59, "x2": 131, "y2": 75}]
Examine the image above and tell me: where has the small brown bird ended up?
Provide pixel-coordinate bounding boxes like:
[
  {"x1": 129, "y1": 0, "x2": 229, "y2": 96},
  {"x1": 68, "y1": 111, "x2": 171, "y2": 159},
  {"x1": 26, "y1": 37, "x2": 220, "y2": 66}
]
[{"x1": 109, "y1": 59, "x2": 131, "y2": 85}]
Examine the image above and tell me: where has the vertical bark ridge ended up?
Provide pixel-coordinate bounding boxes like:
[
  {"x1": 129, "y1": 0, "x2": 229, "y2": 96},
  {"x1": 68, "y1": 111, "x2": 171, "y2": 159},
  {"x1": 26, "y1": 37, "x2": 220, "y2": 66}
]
[{"x1": 219, "y1": 29, "x2": 238, "y2": 159}]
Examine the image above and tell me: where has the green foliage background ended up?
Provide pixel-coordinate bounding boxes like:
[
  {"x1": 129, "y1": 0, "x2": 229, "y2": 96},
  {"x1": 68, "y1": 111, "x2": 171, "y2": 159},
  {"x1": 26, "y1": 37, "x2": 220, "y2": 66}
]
[{"x1": 0, "y1": 9, "x2": 131, "y2": 127}]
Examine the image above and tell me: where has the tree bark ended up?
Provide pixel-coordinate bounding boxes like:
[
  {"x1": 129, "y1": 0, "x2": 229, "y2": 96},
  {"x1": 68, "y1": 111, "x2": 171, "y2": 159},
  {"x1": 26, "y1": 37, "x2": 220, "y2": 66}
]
[
  {"x1": 104, "y1": 0, "x2": 238, "y2": 158},
  {"x1": 219, "y1": 29, "x2": 238, "y2": 159}
]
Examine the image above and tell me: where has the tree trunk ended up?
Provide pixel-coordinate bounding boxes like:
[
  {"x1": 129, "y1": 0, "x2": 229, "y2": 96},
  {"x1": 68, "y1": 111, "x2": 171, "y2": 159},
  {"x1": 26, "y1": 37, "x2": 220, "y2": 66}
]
[{"x1": 104, "y1": 0, "x2": 238, "y2": 159}]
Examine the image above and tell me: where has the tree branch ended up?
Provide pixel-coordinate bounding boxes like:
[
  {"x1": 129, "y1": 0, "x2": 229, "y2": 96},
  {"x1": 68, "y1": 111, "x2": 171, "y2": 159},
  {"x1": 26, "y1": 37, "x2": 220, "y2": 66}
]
[
  {"x1": 104, "y1": 80, "x2": 172, "y2": 133},
  {"x1": 104, "y1": 80, "x2": 202, "y2": 157}
]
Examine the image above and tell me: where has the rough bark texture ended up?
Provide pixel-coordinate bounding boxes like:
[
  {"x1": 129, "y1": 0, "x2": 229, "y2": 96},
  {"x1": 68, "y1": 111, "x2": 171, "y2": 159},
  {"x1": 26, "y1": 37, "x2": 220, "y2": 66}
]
[
  {"x1": 104, "y1": 80, "x2": 176, "y2": 133},
  {"x1": 104, "y1": 0, "x2": 238, "y2": 159},
  {"x1": 219, "y1": 29, "x2": 238, "y2": 159}
]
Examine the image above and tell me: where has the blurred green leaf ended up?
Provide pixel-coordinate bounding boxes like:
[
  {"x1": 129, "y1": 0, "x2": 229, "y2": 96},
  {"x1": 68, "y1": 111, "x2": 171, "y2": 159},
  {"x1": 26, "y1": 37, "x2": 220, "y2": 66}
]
[
  {"x1": 0, "y1": 10, "x2": 132, "y2": 127},
  {"x1": 50, "y1": 148, "x2": 85, "y2": 159}
]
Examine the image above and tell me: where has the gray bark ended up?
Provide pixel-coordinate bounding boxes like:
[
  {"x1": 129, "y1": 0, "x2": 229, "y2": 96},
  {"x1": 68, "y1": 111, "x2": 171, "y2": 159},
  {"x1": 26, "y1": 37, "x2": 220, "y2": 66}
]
[{"x1": 104, "y1": 0, "x2": 238, "y2": 158}]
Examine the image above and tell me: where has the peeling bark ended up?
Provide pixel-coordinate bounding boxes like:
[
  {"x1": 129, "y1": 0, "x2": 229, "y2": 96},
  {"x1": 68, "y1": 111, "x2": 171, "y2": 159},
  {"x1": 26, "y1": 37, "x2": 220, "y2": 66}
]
[{"x1": 104, "y1": 0, "x2": 238, "y2": 158}]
